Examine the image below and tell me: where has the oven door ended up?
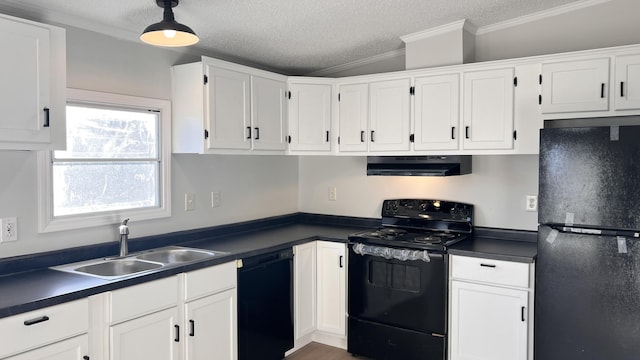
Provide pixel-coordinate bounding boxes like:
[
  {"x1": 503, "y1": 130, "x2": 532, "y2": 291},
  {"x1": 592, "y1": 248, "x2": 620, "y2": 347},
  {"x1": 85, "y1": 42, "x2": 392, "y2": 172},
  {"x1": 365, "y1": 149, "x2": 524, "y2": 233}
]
[{"x1": 348, "y1": 242, "x2": 446, "y2": 334}]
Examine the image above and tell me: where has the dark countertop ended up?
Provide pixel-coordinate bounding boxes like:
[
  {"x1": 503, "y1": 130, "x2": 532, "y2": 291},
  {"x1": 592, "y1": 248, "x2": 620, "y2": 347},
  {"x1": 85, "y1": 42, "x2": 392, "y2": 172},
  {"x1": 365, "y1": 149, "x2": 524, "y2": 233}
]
[
  {"x1": 0, "y1": 222, "x2": 363, "y2": 319},
  {"x1": 0, "y1": 215, "x2": 537, "y2": 319}
]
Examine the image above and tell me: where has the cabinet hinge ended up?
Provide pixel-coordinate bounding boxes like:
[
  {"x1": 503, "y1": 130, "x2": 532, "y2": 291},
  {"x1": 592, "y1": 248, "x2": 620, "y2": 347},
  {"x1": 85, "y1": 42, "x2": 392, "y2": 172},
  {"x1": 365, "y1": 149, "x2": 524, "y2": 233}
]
[
  {"x1": 538, "y1": 94, "x2": 542, "y2": 105},
  {"x1": 409, "y1": 134, "x2": 415, "y2": 143},
  {"x1": 203, "y1": 75, "x2": 208, "y2": 85},
  {"x1": 513, "y1": 130, "x2": 517, "y2": 140},
  {"x1": 513, "y1": 77, "x2": 518, "y2": 87},
  {"x1": 338, "y1": 93, "x2": 341, "y2": 102},
  {"x1": 204, "y1": 129, "x2": 209, "y2": 139},
  {"x1": 410, "y1": 86, "x2": 415, "y2": 95}
]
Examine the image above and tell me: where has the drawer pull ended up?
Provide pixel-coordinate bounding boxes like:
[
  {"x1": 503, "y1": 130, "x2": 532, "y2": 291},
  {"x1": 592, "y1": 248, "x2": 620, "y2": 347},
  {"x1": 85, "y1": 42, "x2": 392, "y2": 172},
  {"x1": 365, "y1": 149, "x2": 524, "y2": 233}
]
[
  {"x1": 480, "y1": 263, "x2": 496, "y2": 268},
  {"x1": 23, "y1": 315, "x2": 50, "y2": 326}
]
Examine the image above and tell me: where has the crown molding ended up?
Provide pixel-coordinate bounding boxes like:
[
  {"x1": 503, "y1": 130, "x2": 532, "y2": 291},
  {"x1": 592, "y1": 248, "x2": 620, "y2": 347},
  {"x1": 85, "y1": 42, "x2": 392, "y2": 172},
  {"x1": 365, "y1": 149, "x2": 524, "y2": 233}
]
[
  {"x1": 476, "y1": 0, "x2": 611, "y2": 35},
  {"x1": 400, "y1": 19, "x2": 478, "y2": 44},
  {"x1": 305, "y1": 48, "x2": 405, "y2": 77}
]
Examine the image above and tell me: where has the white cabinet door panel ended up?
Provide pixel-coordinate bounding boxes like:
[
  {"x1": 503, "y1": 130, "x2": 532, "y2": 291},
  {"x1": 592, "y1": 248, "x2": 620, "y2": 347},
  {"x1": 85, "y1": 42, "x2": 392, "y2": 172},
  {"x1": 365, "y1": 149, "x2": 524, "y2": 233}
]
[
  {"x1": 369, "y1": 78, "x2": 411, "y2": 152},
  {"x1": 288, "y1": 84, "x2": 332, "y2": 151},
  {"x1": 5, "y1": 335, "x2": 88, "y2": 360},
  {"x1": 414, "y1": 74, "x2": 460, "y2": 151},
  {"x1": 186, "y1": 289, "x2": 237, "y2": 360},
  {"x1": 338, "y1": 84, "x2": 369, "y2": 152},
  {"x1": 463, "y1": 68, "x2": 514, "y2": 150},
  {"x1": 615, "y1": 54, "x2": 640, "y2": 110},
  {"x1": 316, "y1": 241, "x2": 346, "y2": 336},
  {"x1": 450, "y1": 281, "x2": 528, "y2": 360},
  {"x1": 110, "y1": 307, "x2": 180, "y2": 360},
  {"x1": 541, "y1": 58, "x2": 609, "y2": 113},
  {"x1": 251, "y1": 76, "x2": 288, "y2": 150},
  {"x1": 294, "y1": 242, "x2": 317, "y2": 345}
]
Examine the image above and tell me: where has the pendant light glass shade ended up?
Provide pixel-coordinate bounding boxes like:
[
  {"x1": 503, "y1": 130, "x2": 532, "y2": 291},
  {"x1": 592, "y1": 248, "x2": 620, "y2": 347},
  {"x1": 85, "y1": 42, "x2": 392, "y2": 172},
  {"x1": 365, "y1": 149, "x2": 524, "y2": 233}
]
[{"x1": 140, "y1": 0, "x2": 199, "y2": 47}]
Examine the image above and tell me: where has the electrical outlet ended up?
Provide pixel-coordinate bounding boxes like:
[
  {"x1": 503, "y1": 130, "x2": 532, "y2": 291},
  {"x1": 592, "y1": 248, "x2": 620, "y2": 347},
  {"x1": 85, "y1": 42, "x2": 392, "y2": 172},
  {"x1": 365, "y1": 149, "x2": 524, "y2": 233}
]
[
  {"x1": 211, "y1": 191, "x2": 221, "y2": 208},
  {"x1": 185, "y1": 193, "x2": 196, "y2": 211},
  {"x1": 1, "y1": 217, "x2": 18, "y2": 242},
  {"x1": 526, "y1": 195, "x2": 538, "y2": 212},
  {"x1": 328, "y1": 186, "x2": 337, "y2": 201}
]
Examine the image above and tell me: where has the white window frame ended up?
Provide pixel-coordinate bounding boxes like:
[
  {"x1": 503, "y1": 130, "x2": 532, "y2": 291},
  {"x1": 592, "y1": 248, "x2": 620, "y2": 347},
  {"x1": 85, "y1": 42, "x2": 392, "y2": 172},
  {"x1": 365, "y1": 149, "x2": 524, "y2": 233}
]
[{"x1": 37, "y1": 88, "x2": 172, "y2": 233}]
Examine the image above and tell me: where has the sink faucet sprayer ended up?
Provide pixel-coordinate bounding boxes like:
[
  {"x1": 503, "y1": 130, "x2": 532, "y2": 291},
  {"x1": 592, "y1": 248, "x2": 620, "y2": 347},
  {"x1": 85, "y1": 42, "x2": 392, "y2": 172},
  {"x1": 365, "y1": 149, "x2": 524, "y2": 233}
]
[{"x1": 119, "y1": 218, "x2": 130, "y2": 257}]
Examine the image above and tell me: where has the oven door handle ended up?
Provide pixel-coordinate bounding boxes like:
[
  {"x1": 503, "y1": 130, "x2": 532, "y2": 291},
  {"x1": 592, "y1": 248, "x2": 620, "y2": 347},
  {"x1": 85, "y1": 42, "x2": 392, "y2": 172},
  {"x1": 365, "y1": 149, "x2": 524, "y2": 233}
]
[{"x1": 351, "y1": 243, "x2": 434, "y2": 262}]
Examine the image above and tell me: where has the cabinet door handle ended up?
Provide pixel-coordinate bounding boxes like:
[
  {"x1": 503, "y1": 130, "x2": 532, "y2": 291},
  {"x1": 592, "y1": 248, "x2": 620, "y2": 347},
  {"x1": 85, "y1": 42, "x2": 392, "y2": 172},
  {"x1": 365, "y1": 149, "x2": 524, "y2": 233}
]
[
  {"x1": 246, "y1": 126, "x2": 252, "y2": 139},
  {"x1": 255, "y1": 127, "x2": 260, "y2": 140},
  {"x1": 174, "y1": 324, "x2": 180, "y2": 342},
  {"x1": 43, "y1": 108, "x2": 50, "y2": 127},
  {"x1": 360, "y1": 130, "x2": 365, "y2": 143},
  {"x1": 339, "y1": 255, "x2": 344, "y2": 268},
  {"x1": 480, "y1": 263, "x2": 496, "y2": 268},
  {"x1": 465, "y1": 126, "x2": 470, "y2": 139},
  {"x1": 83, "y1": 356, "x2": 90, "y2": 360},
  {"x1": 371, "y1": 130, "x2": 375, "y2": 142},
  {"x1": 601, "y1": 83, "x2": 606, "y2": 98},
  {"x1": 189, "y1": 320, "x2": 195, "y2": 337},
  {"x1": 451, "y1": 126, "x2": 456, "y2": 140},
  {"x1": 326, "y1": 131, "x2": 330, "y2": 142},
  {"x1": 621, "y1": 81, "x2": 625, "y2": 97},
  {"x1": 521, "y1": 306, "x2": 526, "y2": 322},
  {"x1": 24, "y1": 315, "x2": 49, "y2": 326},
  {"x1": 287, "y1": 135, "x2": 291, "y2": 144}
]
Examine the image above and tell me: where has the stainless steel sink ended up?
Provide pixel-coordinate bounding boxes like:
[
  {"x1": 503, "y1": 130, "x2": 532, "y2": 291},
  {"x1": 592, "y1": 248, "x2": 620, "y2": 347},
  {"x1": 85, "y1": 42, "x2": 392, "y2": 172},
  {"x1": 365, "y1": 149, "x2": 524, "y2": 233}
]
[
  {"x1": 73, "y1": 258, "x2": 163, "y2": 277},
  {"x1": 51, "y1": 246, "x2": 229, "y2": 281},
  {"x1": 134, "y1": 246, "x2": 220, "y2": 265}
]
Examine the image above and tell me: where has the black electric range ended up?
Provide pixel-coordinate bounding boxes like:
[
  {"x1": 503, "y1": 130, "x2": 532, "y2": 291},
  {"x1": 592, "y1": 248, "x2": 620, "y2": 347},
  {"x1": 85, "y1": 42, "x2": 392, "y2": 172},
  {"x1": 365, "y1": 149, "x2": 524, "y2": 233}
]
[{"x1": 347, "y1": 199, "x2": 474, "y2": 360}]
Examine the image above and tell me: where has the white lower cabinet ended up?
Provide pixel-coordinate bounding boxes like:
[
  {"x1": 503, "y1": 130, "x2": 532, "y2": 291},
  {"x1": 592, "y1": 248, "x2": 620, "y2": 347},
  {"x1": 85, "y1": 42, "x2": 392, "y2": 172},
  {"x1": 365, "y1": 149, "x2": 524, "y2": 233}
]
[
  {"x1": 0, "y1": 298, "x2": 89, "y2": 360},
  {"x1": 449, "y1": 255, "x2": 534, "y2": 360},
  {"x1": 110, "y1": 307, "x2": 180, "y2": 360},
  {"x1": 292, "y1": 241, "x2": 346, "y2": 352},
  {"x1": 5, "y1": 335, "x2": 89, "y2": 360},
  {"x1": 185, "y1": 289, "x2": 236, "y2": 360},
  {"x1": 97, "y1": 262, "x2": 237, "y2": 360},
  {"x1": 316, "y1": 241, "x2": 346, "y2": 337}
]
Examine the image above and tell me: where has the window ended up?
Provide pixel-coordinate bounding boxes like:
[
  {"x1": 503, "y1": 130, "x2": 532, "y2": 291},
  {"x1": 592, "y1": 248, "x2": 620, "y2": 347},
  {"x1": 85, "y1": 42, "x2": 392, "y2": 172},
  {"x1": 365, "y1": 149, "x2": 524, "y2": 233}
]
[{"x1": 38, "y1": 89, "x2": 171, "y2": 232}]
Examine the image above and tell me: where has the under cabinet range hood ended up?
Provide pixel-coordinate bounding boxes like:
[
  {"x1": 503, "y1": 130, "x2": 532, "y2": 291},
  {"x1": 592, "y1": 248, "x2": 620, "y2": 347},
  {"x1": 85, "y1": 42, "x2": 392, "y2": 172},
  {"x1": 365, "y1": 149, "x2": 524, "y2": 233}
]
[{"x1": 366, "y1": 156, "x2": 472, "y2": 176}]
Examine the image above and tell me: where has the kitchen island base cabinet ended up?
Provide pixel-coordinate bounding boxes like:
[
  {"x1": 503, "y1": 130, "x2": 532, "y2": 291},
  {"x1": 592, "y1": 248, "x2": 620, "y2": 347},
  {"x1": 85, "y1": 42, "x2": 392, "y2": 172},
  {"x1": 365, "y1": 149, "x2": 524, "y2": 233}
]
[{"x1": 4, "y1": 335, "x2": 88, "y2": 360}]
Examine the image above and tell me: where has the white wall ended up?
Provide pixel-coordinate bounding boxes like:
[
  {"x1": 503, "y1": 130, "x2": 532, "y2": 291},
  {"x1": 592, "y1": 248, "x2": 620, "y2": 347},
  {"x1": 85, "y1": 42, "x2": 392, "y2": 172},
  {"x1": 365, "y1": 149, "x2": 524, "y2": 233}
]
[
  {"x1": 0, "y1": 26, "x2": 298, "y2": 259},
  {"x1": 298, "y1": 156, "x2": 539, "y2": 231}
]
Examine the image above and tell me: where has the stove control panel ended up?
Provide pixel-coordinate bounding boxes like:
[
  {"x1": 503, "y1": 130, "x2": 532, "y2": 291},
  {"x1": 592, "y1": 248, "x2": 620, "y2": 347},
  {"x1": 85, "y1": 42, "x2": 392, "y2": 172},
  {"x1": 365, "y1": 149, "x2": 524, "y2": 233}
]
[{"x1": 382, "y1": 199, "x2": 473, "y2": 222}]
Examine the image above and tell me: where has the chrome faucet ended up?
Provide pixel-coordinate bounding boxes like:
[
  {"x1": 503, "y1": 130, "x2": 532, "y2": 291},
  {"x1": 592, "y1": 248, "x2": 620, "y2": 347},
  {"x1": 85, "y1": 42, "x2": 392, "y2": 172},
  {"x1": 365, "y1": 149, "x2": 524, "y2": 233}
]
[{"x1": 119, "y1": 218, "x2": 130, "y2": 257}]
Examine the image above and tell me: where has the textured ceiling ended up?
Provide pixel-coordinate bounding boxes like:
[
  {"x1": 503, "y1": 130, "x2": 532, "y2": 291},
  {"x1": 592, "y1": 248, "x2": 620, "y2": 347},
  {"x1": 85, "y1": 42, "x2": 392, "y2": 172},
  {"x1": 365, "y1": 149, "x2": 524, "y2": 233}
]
[{"x1": 0, "y1": 0, "x2": 588, "y2": 75}]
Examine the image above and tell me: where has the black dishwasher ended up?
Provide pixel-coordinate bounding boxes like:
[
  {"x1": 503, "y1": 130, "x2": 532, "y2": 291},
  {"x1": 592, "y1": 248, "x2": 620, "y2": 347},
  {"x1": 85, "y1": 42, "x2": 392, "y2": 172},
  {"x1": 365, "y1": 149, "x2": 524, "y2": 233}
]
[{"x1": 238, "y1": 248, "x2": 294, "y2": 360}]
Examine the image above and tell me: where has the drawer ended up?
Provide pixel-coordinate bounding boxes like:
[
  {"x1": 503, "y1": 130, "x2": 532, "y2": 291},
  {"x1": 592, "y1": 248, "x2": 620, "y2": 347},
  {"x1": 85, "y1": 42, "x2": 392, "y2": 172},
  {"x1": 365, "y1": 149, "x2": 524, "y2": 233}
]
[
  {"x1": 0, "y1": 298, "x2": 89, "y2": 358},
  {"x1": 450, "y1": 255, "x2": 530, "y2": 288},
  {"x1": 184, "y1": 261, "x2": 237, "y2": 301},
  {"x1": 110, "y1": 275, "x2": 178, "y2": 324}
]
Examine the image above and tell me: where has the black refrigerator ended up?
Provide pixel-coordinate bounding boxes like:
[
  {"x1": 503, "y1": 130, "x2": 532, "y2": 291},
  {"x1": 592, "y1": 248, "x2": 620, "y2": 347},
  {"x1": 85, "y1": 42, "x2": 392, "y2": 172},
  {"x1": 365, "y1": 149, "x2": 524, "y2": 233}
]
[{"x1": 536, "y1": 121, "x2": 640, "y2": 360}]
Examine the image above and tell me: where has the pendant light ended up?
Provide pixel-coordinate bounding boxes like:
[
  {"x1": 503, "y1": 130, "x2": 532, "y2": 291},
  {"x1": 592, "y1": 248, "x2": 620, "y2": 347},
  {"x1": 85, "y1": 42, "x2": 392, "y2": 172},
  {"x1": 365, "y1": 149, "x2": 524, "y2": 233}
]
[{"x1": 140, "y1": 0, "x2": 199, "y2": 47}]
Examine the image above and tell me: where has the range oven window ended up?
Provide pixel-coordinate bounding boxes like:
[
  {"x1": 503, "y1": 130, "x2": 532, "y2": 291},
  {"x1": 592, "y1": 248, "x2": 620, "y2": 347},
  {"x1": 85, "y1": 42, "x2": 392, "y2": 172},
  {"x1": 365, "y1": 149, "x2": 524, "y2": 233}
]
[{"x1": 369, "y1": 260, "x2": 421, "y2": 293}]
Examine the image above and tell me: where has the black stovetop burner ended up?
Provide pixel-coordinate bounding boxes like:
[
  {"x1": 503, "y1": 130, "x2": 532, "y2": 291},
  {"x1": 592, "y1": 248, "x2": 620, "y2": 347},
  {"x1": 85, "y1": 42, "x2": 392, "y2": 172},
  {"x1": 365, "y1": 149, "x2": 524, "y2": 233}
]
[{"x1": 350, "y1": 199, "x2": 474, "y2": 252}]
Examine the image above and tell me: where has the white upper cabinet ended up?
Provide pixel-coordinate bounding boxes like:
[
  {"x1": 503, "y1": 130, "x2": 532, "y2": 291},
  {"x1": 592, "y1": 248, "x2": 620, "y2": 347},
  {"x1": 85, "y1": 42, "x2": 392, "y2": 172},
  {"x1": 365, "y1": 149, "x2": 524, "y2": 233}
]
[
  {"x1": 0, "y1": 13, "x2": 66, "y2": 150},
  {"x1": 205, "y1": 66, "x2": 252, "y2": 150},
  {"x1": 414, "y1": 74, "x2": 460, "y2": 151},
  {"x1": 338, "y1": 83, "x2": 369, "y2": 152},
  {"x1": 251, "y1": 76, "x2": 288, "y2": 151},
  {"x1": 369, "y1": 78, "x2": 411, "y2": 152},
  {"x1": 172, "y1": 57, "x2": 288, "y2": 154},
  {"x1": 541, "y1": 58, "x2": 610, "y2": 113},
  {"x1": 614, "y1": 54, "x2": 640, "y2": 110},
  {"x1": 288, "y1": 82, "x2": 332, "y2": 152},
  {"x1": 463, "y1": 68, "x2": 515, "y2": 150}
]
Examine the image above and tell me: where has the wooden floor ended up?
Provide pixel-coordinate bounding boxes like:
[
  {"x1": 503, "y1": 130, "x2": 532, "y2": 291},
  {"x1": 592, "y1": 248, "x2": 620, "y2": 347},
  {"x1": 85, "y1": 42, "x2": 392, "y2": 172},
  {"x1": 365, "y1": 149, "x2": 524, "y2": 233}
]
[{"x1": 285, "y1": 342, "x2": 372, "y2": 360}]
